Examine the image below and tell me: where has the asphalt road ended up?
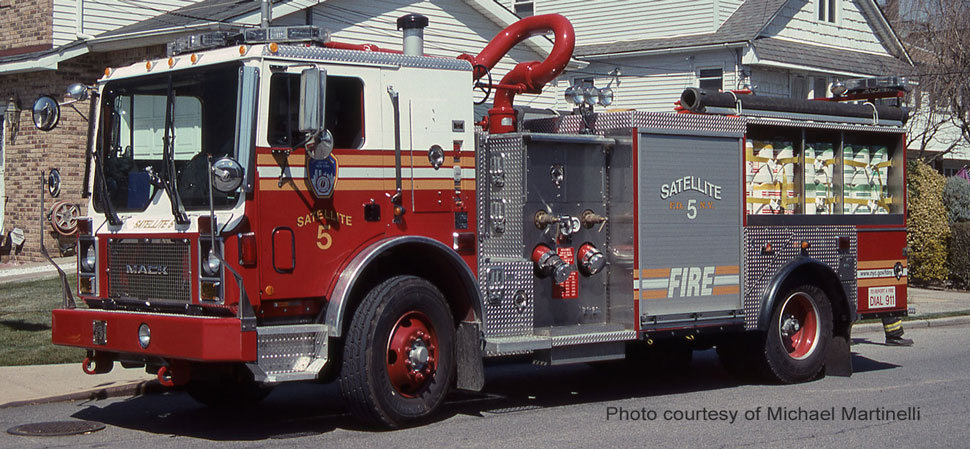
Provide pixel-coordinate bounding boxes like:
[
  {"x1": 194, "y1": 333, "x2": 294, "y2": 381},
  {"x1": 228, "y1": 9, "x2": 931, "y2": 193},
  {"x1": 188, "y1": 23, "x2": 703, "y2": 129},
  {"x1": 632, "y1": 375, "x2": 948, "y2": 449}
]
[{"x1": 1, "y1": 324, "x2": 968, "y2": 448}]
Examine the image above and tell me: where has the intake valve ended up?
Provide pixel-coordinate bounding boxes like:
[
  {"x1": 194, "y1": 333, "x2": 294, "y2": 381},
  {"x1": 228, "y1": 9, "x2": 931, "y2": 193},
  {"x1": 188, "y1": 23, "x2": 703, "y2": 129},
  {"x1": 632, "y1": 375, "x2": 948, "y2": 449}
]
[
  {"x1": 577, "y1": 243, "x2": 606, "y2": 276},
  {"x1": 532, "y1": 244, "x2": 574, "y2": 283}
]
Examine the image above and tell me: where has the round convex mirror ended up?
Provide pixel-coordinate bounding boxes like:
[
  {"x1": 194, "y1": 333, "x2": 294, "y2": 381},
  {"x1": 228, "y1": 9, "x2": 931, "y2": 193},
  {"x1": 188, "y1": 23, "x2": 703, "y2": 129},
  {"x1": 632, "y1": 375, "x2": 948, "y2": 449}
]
[
  {"x1": 32, "y1": 96, "x2": 60, "y2": 131},
  {"x1": 47, "y1": 168, "x2": 61, "y2": 198},
  {"x1": 211, "y1": 158, "x2": 244, "y2": 192},
  {"x1": 307, "y1": 129, "x2": 335, "y2": 160}
]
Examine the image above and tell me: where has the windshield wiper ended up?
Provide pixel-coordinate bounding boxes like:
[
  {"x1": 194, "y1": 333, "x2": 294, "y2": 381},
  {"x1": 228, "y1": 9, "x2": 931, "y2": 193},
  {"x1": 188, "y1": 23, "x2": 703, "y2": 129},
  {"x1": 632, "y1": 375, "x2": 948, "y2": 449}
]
[{"x1": 161, "y1": 75, "x2": 189, "y2": 225}]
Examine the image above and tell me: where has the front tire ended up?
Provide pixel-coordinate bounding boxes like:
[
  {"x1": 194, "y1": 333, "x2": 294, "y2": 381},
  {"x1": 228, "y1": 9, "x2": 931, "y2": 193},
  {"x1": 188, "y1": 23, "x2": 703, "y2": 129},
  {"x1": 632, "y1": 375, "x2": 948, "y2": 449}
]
[
  {"x1": 338, "y1": 276, "x2": 456, "y2": 427},
  {"x1": 760, "y1": 284, "x2": 832, "y2": 383}
]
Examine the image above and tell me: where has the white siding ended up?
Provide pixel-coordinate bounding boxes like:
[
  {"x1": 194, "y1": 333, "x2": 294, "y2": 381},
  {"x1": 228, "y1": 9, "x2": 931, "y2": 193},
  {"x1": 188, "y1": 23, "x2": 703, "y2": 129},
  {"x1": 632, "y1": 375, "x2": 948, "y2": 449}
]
[
  {"x1": 717, "y1": 0, "x2": 743, "y2": 28},
  {"x1": 750, "y1": 68, "x2": 791, "y2": 97},
  {"x1": 53, "y1": 0, "x2": 197, "y2": 46},
  {"x1": 571, "y1": 50, "x2": 739, "y2": 112},
  {"x1": 275, "y1": 0, "x2": 561, "y2": 109},
  {"x1": 530, "y1": 0, "x2": 721, "y2": 47},
  {"x1": 762, "y1": 0, "x2": 890, "y2": 55}
]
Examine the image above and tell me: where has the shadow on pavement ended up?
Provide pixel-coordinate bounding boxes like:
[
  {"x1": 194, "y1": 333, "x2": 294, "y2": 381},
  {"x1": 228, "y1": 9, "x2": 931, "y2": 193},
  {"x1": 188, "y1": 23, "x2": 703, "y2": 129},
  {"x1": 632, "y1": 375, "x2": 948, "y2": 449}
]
[
  {"x1": 849, "y1": 352, "x2": 900, "y2": 373},
  {"x1": 70, "y1": 350, "x2": 747, "y2": 440},
  {"x1": 69, "y1": 348, "x2": 899, "y2": 440}
]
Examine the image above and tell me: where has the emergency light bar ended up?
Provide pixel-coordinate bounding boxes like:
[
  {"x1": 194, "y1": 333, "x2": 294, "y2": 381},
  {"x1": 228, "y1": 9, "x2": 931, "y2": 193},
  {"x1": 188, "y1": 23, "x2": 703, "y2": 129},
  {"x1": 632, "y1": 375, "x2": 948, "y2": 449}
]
[{"x1": 167, "y1": 26, "x2": 327, "y2": 56}]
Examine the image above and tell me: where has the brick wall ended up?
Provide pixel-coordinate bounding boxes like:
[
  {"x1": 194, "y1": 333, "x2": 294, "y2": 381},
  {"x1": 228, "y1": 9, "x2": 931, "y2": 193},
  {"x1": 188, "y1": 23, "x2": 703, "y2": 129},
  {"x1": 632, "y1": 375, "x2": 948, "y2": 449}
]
[
  {"x1": 0, "y1": 46, "x2": 165, "y2": 262},
  {"x1": 0, "y1": 0, "x2": 53, "y2": 54}
]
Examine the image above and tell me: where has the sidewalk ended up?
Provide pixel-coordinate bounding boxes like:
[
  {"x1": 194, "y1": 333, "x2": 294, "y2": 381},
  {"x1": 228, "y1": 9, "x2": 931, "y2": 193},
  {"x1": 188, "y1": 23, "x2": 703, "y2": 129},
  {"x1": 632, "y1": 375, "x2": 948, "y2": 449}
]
[{"x1": 0, "y1": 259, "x2": 967, "y2": 407}]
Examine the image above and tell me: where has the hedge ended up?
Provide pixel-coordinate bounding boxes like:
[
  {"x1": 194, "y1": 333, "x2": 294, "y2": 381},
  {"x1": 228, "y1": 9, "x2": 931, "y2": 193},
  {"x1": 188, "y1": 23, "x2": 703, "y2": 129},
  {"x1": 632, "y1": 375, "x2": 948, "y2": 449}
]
[
  {"x1": 948, "y1": 222, "x2": 970, "y2": 288},
  {"x1": 907, "y1": 160, "x2": 949, "y2": 283}
]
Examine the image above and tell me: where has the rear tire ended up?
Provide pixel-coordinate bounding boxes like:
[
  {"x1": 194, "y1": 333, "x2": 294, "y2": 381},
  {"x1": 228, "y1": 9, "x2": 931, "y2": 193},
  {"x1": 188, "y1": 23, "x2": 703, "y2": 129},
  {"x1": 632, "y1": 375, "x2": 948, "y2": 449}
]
[
  {"x1": 759, "y1": 284, "x2": 832, "y2": 383},
  {"x1": 338, "y1": 275, "x2": 456, "y2": 427}
]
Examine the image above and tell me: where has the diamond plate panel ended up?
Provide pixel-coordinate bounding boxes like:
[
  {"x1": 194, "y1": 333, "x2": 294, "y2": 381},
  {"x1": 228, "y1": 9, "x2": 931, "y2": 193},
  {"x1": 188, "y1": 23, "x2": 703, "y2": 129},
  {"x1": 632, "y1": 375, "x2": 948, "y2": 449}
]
[
  {"x1": 525, "y1": 111, "x2": 746, "y2": 136},
  {"x1": 479, "y1": 134, "x2": 526, "y2": 259},
  {"x1": 743, "y1": 226, "x2": 857, "y2": 329},
  {"x1": 480, "y1": 261, "x2": 534, "y2": 338},
  {"x1": 270, "y1": 45, "x2": 472, "y2": 71},
  {"x1": 257, "y1": 326, "x2": 326, "y2": 376}
]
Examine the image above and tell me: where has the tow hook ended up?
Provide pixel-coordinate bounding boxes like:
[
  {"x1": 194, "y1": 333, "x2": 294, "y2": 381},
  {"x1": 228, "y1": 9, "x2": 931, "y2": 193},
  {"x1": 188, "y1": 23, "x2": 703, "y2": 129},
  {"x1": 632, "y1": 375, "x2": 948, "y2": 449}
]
[
  {"x1": 156, "y1": 362, "x2": 191, "y2": 387},
  {"x1": 81, "y1": 352, "x2": 114, "y2": 375}
]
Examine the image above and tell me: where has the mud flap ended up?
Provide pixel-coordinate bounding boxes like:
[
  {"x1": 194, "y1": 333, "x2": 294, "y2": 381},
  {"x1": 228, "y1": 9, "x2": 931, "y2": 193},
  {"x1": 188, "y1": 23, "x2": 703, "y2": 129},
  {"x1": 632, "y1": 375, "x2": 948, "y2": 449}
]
[
  {"x1": 456, "y1": 321, "x2": 485, "y2": 391},
  {"x1": 824, "y1": 335, "x2": 852, "y2": 377}
]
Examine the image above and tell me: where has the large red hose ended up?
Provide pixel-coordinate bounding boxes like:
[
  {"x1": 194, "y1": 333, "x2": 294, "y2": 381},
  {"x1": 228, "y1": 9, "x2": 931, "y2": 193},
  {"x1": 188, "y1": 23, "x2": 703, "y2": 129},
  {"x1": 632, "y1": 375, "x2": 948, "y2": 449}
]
[{"x1": 457, "y1": 14, "x2": 575, "y2": 133}]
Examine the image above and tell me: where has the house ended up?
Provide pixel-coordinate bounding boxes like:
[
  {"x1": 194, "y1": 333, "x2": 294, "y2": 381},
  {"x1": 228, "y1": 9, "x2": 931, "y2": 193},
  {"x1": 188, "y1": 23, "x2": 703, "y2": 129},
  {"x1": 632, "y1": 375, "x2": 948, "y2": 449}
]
[
  {"x1": 512, "y1": 0, "x2": 912, "y2": 111},
  {"x1": 0, "y1": 0, "x2": 566, "y2": 262}
]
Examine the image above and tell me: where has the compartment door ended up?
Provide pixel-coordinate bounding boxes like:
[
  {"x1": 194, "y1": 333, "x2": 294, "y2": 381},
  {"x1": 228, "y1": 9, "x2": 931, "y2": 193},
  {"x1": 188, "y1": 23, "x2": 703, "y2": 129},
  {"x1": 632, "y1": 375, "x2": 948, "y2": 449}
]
[{"x1": 636, "y1": 133, "x2": 743, "y2": 329}]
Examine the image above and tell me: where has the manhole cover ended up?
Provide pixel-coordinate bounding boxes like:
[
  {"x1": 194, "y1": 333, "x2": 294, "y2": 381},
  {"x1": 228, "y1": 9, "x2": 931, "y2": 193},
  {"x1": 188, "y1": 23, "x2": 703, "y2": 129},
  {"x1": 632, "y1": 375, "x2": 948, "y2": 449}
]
[{"x1": 7, "y1": 420, "x2": 106, "y2": 437}]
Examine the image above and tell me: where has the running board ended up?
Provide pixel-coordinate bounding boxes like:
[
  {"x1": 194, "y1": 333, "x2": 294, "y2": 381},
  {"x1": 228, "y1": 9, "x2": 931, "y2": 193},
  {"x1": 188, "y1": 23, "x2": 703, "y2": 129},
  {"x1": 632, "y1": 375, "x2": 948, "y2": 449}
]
[
  {"x1": 485, "y1": 329, "x2": 636, "y2": 356},
  {"x1": 248, "y1": 324, "x2": 329, "y2": 384}
]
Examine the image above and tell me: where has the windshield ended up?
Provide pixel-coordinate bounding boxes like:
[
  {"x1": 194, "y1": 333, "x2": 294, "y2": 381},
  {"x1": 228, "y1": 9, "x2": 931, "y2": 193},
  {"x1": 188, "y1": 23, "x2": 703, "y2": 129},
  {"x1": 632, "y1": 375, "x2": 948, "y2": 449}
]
[{"x1": 94, "y1": 63, "x2": 242, "y2": 213}]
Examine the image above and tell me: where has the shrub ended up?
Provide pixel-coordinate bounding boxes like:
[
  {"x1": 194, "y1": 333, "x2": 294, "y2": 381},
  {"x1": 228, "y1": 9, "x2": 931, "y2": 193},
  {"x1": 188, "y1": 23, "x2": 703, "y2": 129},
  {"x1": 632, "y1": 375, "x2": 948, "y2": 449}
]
[
  {"x1": 948, "y1": 222, "x2": 970, "y2": 288},
  {"x1": 943, "y1": 176, "x2": 970, "y2": 223},
  {"x1": 907, "y1": 160, "x2": 950, "y2": 283}
]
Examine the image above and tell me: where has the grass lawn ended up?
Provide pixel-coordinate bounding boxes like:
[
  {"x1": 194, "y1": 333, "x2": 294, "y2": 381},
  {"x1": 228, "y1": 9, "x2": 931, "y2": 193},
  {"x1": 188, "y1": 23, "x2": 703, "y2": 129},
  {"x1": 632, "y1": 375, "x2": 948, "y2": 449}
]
[{"x1": 0, "y1": 275, "x2": 85, "y2": 366}]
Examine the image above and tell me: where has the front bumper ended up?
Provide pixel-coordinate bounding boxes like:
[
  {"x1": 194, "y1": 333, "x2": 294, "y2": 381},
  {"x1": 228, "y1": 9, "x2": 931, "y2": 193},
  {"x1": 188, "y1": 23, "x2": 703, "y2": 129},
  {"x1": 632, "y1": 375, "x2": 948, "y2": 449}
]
[{"x1": 52, "y1": 309, "x2": 257, "y2": 362}]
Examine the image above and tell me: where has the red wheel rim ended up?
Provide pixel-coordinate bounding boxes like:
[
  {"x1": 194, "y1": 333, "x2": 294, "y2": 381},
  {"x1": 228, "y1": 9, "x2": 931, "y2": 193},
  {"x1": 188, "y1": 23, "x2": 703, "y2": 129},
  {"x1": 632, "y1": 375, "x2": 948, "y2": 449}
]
[
  {"x1": 778, "y1": 292, "x2": 820, "y2": 360},
  {"x1": 386, "y1": 310, "x2": 439, "y2": 398}
]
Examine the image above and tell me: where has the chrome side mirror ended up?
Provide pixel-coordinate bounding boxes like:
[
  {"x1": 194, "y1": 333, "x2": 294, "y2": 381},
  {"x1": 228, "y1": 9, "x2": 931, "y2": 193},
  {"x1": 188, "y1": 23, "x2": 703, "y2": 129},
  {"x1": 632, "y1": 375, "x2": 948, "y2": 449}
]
[
  {"x1": 32, "y1": 96, "x2": 60, "y2": 131},
  {"x1": 211, "y1": 157, "x2": 244, "y2": 192},
  {"x1": 299, "y1": 67, "x2": 327, "y2": 133},
  {"x1": 66, "y1": 83, "x2": 89, "y2": 101}
]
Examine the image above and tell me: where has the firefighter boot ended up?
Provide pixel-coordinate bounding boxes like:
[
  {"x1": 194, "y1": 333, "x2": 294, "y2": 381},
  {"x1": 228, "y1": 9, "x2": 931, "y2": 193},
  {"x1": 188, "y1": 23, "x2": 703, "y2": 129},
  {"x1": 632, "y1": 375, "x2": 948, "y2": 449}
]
[{"x1": 882, "y1": 317, "x2": 913, "y2": 346}]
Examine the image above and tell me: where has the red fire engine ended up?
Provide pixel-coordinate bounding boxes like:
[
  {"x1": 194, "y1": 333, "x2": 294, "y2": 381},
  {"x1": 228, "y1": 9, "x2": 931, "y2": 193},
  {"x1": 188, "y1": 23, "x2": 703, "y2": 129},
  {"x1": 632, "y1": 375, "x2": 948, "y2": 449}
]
[{"x1": 31, "y1": 14, "x2": 910, "y2": 427}]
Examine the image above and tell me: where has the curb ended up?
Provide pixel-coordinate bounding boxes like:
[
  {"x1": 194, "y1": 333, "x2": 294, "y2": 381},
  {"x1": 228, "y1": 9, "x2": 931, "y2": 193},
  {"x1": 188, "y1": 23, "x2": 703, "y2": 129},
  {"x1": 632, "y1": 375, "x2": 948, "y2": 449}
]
[
  {"x1": 852, "y1": 315, "x2": 970, "y2": 335},
  {"x1": 0, "y1": 380, "x2": 165, "y2": 409}
]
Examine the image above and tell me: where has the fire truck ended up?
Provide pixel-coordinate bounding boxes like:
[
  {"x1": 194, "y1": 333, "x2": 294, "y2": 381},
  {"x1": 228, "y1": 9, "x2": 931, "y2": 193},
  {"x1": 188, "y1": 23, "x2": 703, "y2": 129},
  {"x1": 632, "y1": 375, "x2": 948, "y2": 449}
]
[{"x1": 31, "y1": 13, "x2": 910, "y2": 427}]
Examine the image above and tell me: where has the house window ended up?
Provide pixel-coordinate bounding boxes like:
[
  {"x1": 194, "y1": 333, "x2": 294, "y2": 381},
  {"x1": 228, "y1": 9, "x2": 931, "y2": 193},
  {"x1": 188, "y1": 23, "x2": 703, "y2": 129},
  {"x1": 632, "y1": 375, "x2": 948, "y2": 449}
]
[
  {"x1": 813, "y1": 77, "x2": 829, "y2": 98},
  {"x1": 818, "y1": 0, "x2": 839, "y2": 23},
  {"x1": 514, "y1": 0, "x2": 534, "y2": 17},
  {"x1": 698, "y1": 68, "x2": 723, "y2": 90}
]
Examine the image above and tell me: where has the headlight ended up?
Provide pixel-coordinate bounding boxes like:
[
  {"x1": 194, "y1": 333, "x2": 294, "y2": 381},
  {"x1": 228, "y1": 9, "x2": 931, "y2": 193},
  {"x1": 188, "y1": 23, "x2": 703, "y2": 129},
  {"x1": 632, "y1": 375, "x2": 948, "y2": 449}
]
[
  {"x1": 584, "y1": 87, "x2": 599, "y2": 106},
  {"x1": 138, "y1": 323, "x2": 151, "y2": 349},
  {"x1": 203, "y1": 250, "x2": 222, "y2": 277},
  {"x1": 597, "y1": 88, "x2": 614, "y2": 107},
  {"x1": 80, "y1": 242, "x2": 96, "y2": 272},
  {"x1": 564, "y1": 85, "x2": 586, "y2": 105}
]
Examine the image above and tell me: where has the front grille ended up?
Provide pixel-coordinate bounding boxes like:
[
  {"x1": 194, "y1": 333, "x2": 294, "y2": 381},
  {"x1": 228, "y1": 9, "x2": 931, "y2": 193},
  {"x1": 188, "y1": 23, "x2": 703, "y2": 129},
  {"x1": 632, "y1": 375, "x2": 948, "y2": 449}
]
[{"x1": 108, "y1": 238, "x2": 192, "y2": 302}]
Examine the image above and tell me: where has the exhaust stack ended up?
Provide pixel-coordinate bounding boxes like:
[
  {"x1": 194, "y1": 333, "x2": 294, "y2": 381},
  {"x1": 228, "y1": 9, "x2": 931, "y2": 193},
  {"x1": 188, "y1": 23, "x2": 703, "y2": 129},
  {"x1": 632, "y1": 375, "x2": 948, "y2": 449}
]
[{"x1": 397, "y1": 13, "x2": 429, "y2": 56}]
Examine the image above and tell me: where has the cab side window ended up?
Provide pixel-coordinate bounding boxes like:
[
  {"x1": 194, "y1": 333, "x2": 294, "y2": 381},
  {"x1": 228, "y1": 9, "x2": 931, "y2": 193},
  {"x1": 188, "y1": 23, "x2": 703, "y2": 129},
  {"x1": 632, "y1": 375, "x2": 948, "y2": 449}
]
[{"x1": 268, "y1": 73, "x2": 365, "y2": 148}]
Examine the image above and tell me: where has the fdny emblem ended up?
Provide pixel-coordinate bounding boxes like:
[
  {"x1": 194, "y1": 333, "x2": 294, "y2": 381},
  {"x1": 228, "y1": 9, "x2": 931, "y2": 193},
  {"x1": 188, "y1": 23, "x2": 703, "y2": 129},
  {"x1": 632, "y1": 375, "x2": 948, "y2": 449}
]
[{"x1": 306, "y1": 154, "x2": 338, "y2": 198}]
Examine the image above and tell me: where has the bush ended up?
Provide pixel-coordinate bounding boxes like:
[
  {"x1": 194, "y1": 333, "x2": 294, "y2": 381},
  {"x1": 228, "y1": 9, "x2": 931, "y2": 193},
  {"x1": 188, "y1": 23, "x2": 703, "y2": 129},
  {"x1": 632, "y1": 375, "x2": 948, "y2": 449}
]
[
  {"x1": 943, "y1": 176, "x2": 970, "y2": 223},
  {"x1": 907, "y1": 160, "x2": 950, "y2": 284},
  {"x1": 948, "y1": 222, "x2": 970, "y2": 288}
]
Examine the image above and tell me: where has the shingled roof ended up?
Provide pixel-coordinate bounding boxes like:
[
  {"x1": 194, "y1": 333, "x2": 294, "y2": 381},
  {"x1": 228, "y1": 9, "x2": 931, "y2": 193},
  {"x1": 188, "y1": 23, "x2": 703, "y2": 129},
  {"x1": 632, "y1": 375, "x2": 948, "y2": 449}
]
[{"x1": 575, "y1": 0, "x2": 789, "y2": 57}]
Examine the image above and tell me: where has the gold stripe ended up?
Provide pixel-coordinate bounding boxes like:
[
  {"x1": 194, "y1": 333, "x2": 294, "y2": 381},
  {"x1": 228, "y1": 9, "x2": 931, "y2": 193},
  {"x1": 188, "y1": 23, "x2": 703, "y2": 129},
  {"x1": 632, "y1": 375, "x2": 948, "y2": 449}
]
[
  {"x1": 633, "y1": 290, "x2": 640, "y2": 300},
  {"x1": 640, "y1": 268, "x2": 671, "y2": 279},
  {"x1": 639, "y1": 289, "x2": 668, "y2": 300},
  {"x1": 884, "y1": 323, "x2": 902, "y2": 331},
  {"x1": 859, "y1": 277, "x2": 906, "y2": 287},
  {"x1": 858, "y1": 259, "x2": 906, "y2": 269},
  {"x1": 715, "y1": 265, "x2": 739, "y2": 275},
  {"x1": 713, "y1": 285, "x2": 740, "y2": 296},
  {"x1": 633, "y1": 270, "x2": 639, "y2": 280}
]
